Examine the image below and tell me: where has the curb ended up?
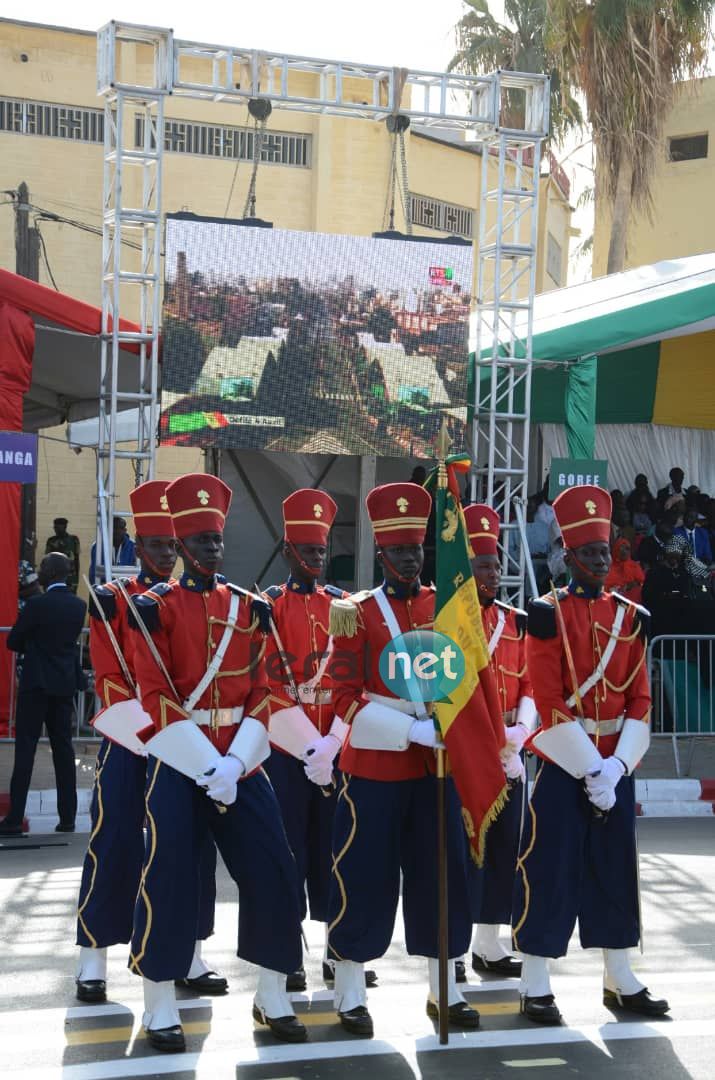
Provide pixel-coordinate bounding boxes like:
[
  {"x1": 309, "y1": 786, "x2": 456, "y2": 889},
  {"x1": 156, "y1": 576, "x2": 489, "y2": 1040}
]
[
  {"x1": 634, "y1": 778, "x2": 715, "y2": 818},
  {"x1": 3, "y1": 780, "x2": 715, "y2": 834}
]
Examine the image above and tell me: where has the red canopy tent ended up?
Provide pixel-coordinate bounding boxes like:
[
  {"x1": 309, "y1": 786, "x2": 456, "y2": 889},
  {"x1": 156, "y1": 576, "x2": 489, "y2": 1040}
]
[{"x1": 0, "y1": 268, "x2": 147, "y2": 731}]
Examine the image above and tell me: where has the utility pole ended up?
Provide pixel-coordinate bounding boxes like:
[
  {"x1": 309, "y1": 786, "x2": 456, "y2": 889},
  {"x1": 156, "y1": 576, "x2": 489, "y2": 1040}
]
[{"x1": 14, "y1": 181, "x2": 41, "y2": 567}]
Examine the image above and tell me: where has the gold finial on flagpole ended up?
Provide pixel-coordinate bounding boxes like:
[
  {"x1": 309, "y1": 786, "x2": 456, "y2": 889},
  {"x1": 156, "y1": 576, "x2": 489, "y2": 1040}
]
[
  {"x1": 436, "y1": 416, "x2": 452, "y2": 463},
  {"x1": 436, "y1": 417, "x2": 452, "y2": 489}
]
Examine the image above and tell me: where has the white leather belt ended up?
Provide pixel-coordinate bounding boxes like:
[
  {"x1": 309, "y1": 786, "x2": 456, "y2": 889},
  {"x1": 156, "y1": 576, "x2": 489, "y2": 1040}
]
[
  {"x1": 366, "y1": 691, "x2": 427, "y2": 717},
  {"x1": 288, "y1": 685, "x2": 333, "y2": 706},
  {"x1": 581, "y1": 715, "x2": 624, "y2": 736},
  {"x1": 189, "y1": 706, "x2": 244, "y2": 727}
]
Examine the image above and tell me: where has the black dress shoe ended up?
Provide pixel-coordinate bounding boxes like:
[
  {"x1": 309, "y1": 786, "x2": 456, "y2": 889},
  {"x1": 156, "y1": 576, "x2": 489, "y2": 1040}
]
[
  {"x1": 55, "y1": 822, "x2": 75, "y2": 833},
  {"x1": 174, "y1": 971, "x2": 228, "y2": 995},
  {"x1": 472, "y1": 952, "x2": 522, "y2": 977},
  {"x1": 337, "y1": 1005, "x2": 374, "y2": 1037},
  {"x1": 252, "y1": 1004, "x2": 307, "y2": 1042},
  {"x1": 520, "y1": 993, "x2": 562, "y2": 1025},
  {"x1": 322, "y1": 961, "x2": 378, "y2": 988},
  {"x1": 286, "y1": 967, "x2": 307, "y2": 992},
  {"x1": 455, "y1": 959, "x2": 467, "y2": 983},
  {"x1": 145, "y1": 1025, "x2": 186, "y2": 1052},
  {"x1": 76, "y1": 979, "x2": 107, "y2": 1004},
  {"x1": 0, "y1": 820, "x2": 23, "y2": 837},
  {"x1": 603, "y1": 987, "x2": 670, "y2": 1016},
  {"x1": 426, "y1": 998, "x2": 480, "y2": 1029}
]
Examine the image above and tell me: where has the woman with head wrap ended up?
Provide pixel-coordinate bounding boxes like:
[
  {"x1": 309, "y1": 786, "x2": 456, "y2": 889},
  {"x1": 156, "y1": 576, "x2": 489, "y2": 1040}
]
[{"x1": 606, "y1": 538, "x2": 645, "y2": 604}]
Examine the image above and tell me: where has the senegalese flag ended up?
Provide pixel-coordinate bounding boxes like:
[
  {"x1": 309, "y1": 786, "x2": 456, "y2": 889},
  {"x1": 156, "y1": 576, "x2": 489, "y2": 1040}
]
[{"x1": 428, "y1": 453, "x2": 508, "y2": 867}]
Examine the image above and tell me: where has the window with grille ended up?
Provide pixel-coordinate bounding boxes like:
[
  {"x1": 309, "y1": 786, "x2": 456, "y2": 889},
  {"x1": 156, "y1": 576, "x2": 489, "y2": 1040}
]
[
  {"x1": 0, "y1": 96, "x2": 104, "y2": 142},
  {"x1": 668, "y1": 133, "x2": 708, "y2": 162},
  {"x1": 410, "y1": 193, "x2": 474, "y2": 239},
  {"x1": 135, "y1": 115, "x2": 311, "y2": 167}
]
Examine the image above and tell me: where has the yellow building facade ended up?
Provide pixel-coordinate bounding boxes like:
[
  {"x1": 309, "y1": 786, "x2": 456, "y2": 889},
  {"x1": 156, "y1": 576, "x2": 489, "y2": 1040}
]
[
  {"x1": 593, "y1": 76, "x2": 715, "y2": 275},
  {"x1": 1, "y1": 18, "x2": 573, "y2": 592}
]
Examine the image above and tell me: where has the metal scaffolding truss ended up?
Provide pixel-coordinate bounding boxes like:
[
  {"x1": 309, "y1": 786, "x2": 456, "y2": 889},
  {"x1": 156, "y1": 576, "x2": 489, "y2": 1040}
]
[
  {"x1": 95, "y1": 20, "x2": 549, "y2": 590},
  {"x1": 471, "y1": 127, "x2": 547, "y2": 604}
]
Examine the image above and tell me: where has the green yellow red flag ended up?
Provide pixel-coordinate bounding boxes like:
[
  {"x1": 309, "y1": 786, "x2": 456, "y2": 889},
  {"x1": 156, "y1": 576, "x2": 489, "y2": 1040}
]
[{"x1": 428, "y1": 454, "x2": 508, "y2": 866}]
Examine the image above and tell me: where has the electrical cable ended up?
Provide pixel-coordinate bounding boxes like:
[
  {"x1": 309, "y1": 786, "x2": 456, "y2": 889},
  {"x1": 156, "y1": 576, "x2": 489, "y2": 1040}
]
[{"x1": 35, "y1": 224, "x2": 60, "y2": 290}]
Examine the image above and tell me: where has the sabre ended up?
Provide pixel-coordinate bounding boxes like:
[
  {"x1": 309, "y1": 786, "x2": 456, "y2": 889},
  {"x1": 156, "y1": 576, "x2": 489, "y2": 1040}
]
[
  {"x1": 549, "y1": 580, "x2": 584, "y2": 719},
  {"x1": 83, "y1": 575, "x2": 135, "y2": 692},
  {"x1": 114, "y1": 577, "x2": 181, "y2": 702}
]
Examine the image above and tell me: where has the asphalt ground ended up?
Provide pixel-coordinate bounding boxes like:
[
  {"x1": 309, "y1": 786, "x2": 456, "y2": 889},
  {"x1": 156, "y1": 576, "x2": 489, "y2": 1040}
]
[{"x1": 0, "y1": 818, "x2": 713, "y2": 1079}]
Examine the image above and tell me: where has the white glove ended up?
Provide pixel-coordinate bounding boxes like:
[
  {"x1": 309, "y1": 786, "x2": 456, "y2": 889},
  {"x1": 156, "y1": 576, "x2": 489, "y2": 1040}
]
[
  {"x1": 585, "y1": 756, "x2": 625, "y2": 801},
  {"x1": 304, "y1": 759, "x2": 334, "y2": 787},
  {"x1": 302, "y1": 734, "x2": 341, "y2": 771},
  {"x1": 409, "y1": 719, "x2": 444, "y2": 749},
  {"x1": 196, "y1": 754, "x2": 244, "y2": 806},
  {"x1": 586, "y1": 782, "x2": 617, "y2": 812},
  {"x1": 502, "y1": 749, "x2": 525, "y2": 783},
  {"x1": 504, "y1": 722, "x2": 529, "y2": 755}
]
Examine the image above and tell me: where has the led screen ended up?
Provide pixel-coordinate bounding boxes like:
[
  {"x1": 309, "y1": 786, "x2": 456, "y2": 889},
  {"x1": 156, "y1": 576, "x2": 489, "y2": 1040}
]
[{"x1": 161, "y1": 216, "x2": 472, "y2": 457}]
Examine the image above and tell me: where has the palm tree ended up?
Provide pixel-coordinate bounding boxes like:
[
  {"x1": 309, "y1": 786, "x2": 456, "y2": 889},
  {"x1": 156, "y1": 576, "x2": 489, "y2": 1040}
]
[
  {"x1": 546, "y1": 0, "x2": 714, "y2": 273},
  {"x1": 449, "y1": 0, "x2": 582, "y2": 141}
]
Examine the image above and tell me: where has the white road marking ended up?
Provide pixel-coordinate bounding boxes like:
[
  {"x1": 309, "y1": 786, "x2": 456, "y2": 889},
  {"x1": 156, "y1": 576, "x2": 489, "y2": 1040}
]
[
  {"x1": 502, "y1": 1061, "x2": 567, "y2": 1069},
  {"x1": 5, "y1": 1018, "x2": 715, "y2": 1080}
]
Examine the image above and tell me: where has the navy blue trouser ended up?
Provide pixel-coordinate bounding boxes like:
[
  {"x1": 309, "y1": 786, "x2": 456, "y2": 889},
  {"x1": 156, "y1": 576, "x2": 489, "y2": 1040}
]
[
  {"x1": 327, "y1": 774, "x2": 472, "y2": 963},
  {"x1": 130, "y1": 759, "x2": 303, "y2": 982},
  {"x1": 8, "y1": 689, "x2": 76, "y2": 825},
  {"x1": 468, "y1": 775, "x2": 524, "y2": 925},
  {"x1": 512, "y1": 761, "x2": 640, "y2": 958},
  {"x1": 76, "y1": 740, "x2": 217, "y2": 949},
  {"x1": 264, "y1": 749, "x2": 337, "y2": 923}
]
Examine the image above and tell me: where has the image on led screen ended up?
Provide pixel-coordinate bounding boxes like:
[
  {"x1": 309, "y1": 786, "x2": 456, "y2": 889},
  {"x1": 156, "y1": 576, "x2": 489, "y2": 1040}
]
[{"x1": 161, "y1": 217, "x2": 472, "y2": 457}]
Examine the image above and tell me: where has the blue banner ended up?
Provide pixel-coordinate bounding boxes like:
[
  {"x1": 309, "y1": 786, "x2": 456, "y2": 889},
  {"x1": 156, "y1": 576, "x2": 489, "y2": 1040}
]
[{"x1": 0, "y1": 431, "x2": 38, "y2": 483}]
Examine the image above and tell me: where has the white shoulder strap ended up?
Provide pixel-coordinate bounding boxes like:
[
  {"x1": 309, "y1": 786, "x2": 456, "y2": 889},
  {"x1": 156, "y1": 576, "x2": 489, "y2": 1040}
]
[
  {"x1": 488, "y1": 607, "x2": 507, "y2": 657},
  {"x1": 302, "y1": 635, "x2": 334, "y2": 691},
  {"x1": 372, "y1": 586, "x2": 428, "y2": 718},
  {"x1": 183, "y1": 590, "x2": 241, "y2": 713},
  {"x1": 565, "y1": 601, "x2": 627, "y2": 708}
]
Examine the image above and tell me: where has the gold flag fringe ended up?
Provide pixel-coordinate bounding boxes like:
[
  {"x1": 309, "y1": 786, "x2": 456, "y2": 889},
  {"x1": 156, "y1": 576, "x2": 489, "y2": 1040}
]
[{"x1": 470, "y1": 781, "x2": 510, "y2": 868}]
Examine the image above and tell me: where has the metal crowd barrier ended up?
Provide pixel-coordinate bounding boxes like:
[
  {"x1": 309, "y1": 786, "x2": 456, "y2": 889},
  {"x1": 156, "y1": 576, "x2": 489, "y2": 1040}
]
[
  {"x1": 647, "y1": 634, "x2": 715, "y2": 777},
  {"x1": 0, "y1": 626, "x2": 98, "y2": 742}
]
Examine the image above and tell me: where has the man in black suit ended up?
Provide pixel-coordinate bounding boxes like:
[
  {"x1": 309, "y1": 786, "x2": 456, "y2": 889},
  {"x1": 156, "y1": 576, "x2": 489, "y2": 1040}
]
[{"x1": 0, "y1": 553, "x2": 87, "y2": 836}]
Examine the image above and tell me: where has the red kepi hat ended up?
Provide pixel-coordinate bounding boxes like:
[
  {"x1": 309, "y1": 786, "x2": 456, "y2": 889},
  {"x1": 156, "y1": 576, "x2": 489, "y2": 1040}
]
[
  {"x1": 283, "y1": 488, "x2": 337, "y2": 545},
  {"x1": 552, "y1": 484, "x2": 612, "y2": 549},
  {"x1": 129, "y1": 480, "x2": 175, "y2": 537},
  {"x1": 165, "y1": 474, "x2": 232, "y2": 538},
  {"x1": 463, "y1": 503, "x2": 500, "y2": 556},
  {"x1": 366, "y1": 482, "x2": 432, "y2": 546}
]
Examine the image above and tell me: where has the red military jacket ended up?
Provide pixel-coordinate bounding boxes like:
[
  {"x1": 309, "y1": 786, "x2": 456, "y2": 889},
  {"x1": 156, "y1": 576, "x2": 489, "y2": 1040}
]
[
  {"x1": 482, "y1": 600, "x2": 532, "y2": 717},
  {"x1": 130, "y1": 572, "x2": 270, "y2": 755},
  {"x1": 89, "y1": 573, "x2": 168, "y2": 710},
  {"x1": 263, "y1": 577, "x2": 344, "y2": 743},
  {"x1": 526, "y1": 583, "x2": 650, "y2": 759},
  {"x1": 331, "y1": 581, "x2": 438, "y2": 782}
]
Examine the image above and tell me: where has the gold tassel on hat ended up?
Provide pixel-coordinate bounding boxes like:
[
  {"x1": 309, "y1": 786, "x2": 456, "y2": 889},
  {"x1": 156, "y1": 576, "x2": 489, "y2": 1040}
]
[{"x1": 329, "y1": 598, "x2": 359, "y2": 638}]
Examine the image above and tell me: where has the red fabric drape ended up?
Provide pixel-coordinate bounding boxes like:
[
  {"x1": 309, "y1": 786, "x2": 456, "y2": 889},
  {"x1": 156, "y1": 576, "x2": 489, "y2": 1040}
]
[{"x1": 0, "y1": 301, "x2": 34, "y2": 732}]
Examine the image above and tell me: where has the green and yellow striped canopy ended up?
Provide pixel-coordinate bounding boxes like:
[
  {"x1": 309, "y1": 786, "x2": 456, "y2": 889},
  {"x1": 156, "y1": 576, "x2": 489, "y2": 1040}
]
[{"x1": 470, "y1": 254, "x2": 715, "y2": 430}]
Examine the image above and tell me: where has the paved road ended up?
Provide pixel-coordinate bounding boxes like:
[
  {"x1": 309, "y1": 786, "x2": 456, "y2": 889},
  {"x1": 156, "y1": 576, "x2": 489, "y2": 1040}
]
[{"x1": 1, "y1": 818, "x2": 713, "y2": 1079}]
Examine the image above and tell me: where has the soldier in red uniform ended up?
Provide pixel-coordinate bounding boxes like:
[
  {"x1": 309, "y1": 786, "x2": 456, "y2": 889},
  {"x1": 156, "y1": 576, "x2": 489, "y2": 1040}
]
[
  {"x1": 460, "y1": 504, "x2": 536, "y2": 980},
  {"x1": 128, "y1": 474, "x2": 304, "y2": 1053},
  {"x1": 75, "y1": 481, "x2": 223, "y2": 1003},
  {"x1": 263, "y1": 489, "x2": 377, "y2": 992},
  {"x1": 326, "y1": 482, "x2": 478, "y2": 1038},
  {"x1": 513, "y1": 484, "x2": 669, "y2": 1024}
]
